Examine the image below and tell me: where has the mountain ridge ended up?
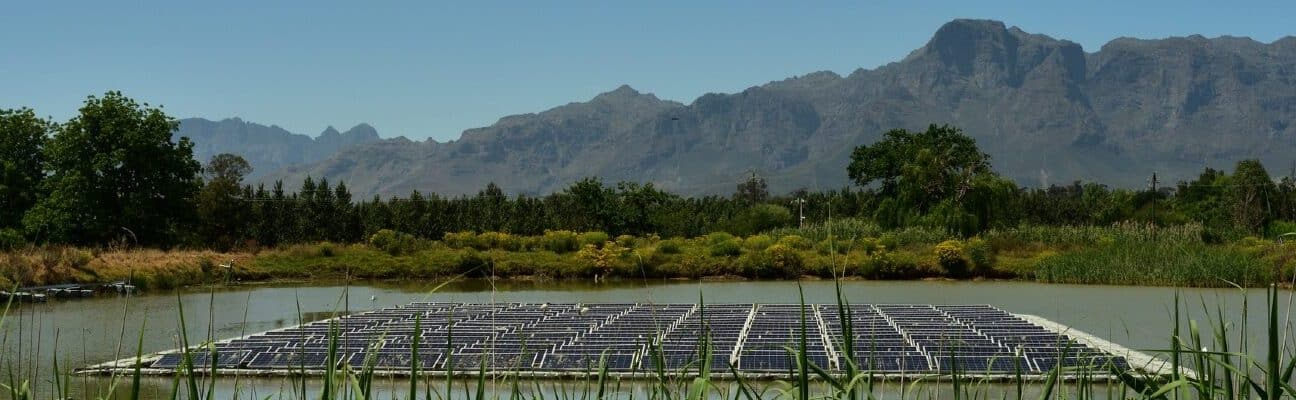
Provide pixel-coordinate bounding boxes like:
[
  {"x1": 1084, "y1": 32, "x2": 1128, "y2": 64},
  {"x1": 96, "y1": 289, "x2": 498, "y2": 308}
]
[
  {"x1": 175, "y1": 118, "x2": 385, "y2": 178},
  {"x1": 231, "y1": 19, "x2": 1296, "y2": 196}
]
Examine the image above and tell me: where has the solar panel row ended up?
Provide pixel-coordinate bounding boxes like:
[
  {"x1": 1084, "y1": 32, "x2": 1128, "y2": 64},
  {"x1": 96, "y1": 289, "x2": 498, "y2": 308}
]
[{"x1": 146, "y1": 302, "x2": 1126, "y2": 376}]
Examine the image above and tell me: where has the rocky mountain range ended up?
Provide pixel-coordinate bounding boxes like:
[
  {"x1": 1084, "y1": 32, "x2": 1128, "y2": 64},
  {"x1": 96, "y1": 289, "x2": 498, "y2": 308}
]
[
  {"x1": 175, "y1": 118, "x2": 382, "y2": 179},
  {"x1": 192, "y1": 19, "x2": 1296, "y2": 197}
]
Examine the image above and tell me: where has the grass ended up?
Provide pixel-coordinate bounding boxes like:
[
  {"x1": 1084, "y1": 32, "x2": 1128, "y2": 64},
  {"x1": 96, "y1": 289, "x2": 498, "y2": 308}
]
[{"x1": 1034, "y1": 241, "x2": 1274, "y2": 287}]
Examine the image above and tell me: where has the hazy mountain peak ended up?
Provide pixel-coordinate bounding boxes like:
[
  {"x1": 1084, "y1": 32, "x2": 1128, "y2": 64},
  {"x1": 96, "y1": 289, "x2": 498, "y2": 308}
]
[
  {"x1": 342, "y1": 123, "x2": 380, "y2": 140},
  {"x1": 592, "y1": 84, "x2": 665, "y2": 104},
  {"x1": 319, "y1": 126, "x2": 341, "y2": 138}
]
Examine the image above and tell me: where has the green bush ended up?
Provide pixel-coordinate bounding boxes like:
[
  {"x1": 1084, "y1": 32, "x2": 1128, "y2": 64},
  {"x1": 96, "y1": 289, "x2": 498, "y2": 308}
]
[
  {"x1": 934, "y1": 240, "x2": 969, "y2": 277},
  {"x1": 615, "y1": 234, "x2": 637, "y2": 248},
  {"x1": 858, "y1": 237, "x2": 883, "y2": 255},
  {"x1": 964, "y1": 237, "x2": 994, "y2": 275},
  {"x1": 765, "y1": 244, "x2": 804, "y2": 278},
  {"x1": 861, "y1": 251, "x2": 919, "y2": 279},
  {"x1": 657, "y1": 238, "x2": 684, "y2": 254},
  {"x1": 815, "y1": 236, "x2": 850, "y2": 255},
  {"x1": 318, "y1": 242, "x2": 337, "y2": 257},
  {"x1": 473, "y1": 232, "x2": 521, "y2": 251},
  {"x1": 457, "y1": 250, "x2": 490, "y2": 276},
  {"x1": 709, "y1": 238, "x2": 743, "y2": 257},
  {"x1": 724, "y1": 204, "x2": 794, "y2": 236},
  {"x1": 578, "y1": 231, "x2": 610, "y2": 248},
  {"x1": 0, "y1": 229, "x2": 23, "y2": 251},
  {"x1": 777, "y1": 234, "x2": 812, "y2": 250},
  {"x1": 369, "y1": 229, "x2": 421, "y2": 256},
  {"x1": 541, "y1": 230, "x2": 580, "y2": 253},
  {"x1": 442, "y1": 231, "x2": 476, "y2": 249},
  {"x1": 743, "y1": 235, "x2": 775, "y2": 251},
  {"x1": 706, "y1": 232, "x2": 736, "y2": 246}
]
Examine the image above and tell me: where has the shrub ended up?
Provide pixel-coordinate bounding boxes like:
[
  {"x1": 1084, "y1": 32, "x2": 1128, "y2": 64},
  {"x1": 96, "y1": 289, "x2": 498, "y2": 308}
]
[
  {"x1": 0, "y1": 229, "x2": 23, "y2": 251},
  {"x1": 457, "y1": 250, "x2": 490, "y2": 276},
  {"x1": 765, "y1": 244, "x2": 804, "y2": 278},
  {"x1": 934, "y1": 240, "x2": 969, "y2": 277},
  {"x1": 861, "y1": 251, "x2": 919, "y2": 279},
  {"x1": 706, "y1": 232, "x2": 736, "y2": 246},
  {"x1": 877, "y1": 235, "x2": 899, "y2": 251},
  {"x1": 370, "y1": 229, "x2": 421, "y2": 256},
  {"x1": 815, "y1": 236, "x2": 850, "y2": 255},
  {"x1": 657, "y1": 238, "x2": 684, "y2": 254},
  {"x1": 615, "y1": 234, "x2": 637, "y2": 248},
  {"x1": 743, "y1": 235, "x2": 775, "y2": 251},
  {"x1": 318, "y1": 242, "x2": 337, "y2": 257},
  {"x1": 777, "y1": 235, "x2": 812, "y2": 250},
  {"x1": 577, "y1": 241, "x2": 629, "y2": 275},
  {"x1": 442, "y1": 231, "x2": 476, "y2": 249},
  {"x1": 578, "y1": 231, "x2": 610, "y2": 248},
  {"x1": 472, "y1": 232, "x2": 520, "y2": 251},
  {"x1": 724, "y1": 204, "x2": 794, "y2": 236},
  {"x1": 964, "y1": 237, "x2": 994, "y2": 275},
  {"x1": 498, "y1": 234, "x2": 523, "y2": 251},
  {"x1": 198, "y1": 257, "x2": 216, "y2": 275},
  {"x1": 541, "y1": 230, "x2": 580, "y2": 253},
  {"x1": 858, "y1": 237, "x2": 883, "y2": 255},
  {"x1": 709, "y1": 238, "x2": 742, "y2": 257}
]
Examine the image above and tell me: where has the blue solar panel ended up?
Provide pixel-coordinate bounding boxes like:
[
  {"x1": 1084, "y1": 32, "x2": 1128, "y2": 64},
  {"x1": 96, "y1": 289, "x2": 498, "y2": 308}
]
[{"x1": 137, "y1": 302, "x2": 1128, "y2": 378}]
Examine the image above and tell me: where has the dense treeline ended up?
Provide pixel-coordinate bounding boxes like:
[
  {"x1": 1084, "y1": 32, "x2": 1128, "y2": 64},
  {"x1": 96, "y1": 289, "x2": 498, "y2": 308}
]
[{"x1": 3, "y1": 93, "x2": 1296, "y2": 252}]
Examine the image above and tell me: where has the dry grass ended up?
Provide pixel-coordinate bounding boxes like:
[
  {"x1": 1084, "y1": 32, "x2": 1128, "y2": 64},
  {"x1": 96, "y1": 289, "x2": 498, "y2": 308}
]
[{"x1": 0, "y1": 246, "x2": 254, "y2": 289}]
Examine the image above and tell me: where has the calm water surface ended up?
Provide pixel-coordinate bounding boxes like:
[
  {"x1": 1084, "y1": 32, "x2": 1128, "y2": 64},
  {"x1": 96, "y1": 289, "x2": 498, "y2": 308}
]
[{"x1": 1, "y1": 279, "x2": 1287, "y2": 399}]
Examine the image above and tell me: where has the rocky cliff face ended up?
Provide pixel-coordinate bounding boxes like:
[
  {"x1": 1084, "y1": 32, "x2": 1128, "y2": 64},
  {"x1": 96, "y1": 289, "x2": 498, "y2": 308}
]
[{"x1": 259, "y1": 19, "x2": 1296, "y2": 196}]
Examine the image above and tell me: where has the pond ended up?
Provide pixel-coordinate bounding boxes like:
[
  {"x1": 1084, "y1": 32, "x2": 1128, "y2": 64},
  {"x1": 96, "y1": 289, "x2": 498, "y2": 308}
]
[{"x1": 0, "y1": 279, "x2": 1285, "y2": 399}]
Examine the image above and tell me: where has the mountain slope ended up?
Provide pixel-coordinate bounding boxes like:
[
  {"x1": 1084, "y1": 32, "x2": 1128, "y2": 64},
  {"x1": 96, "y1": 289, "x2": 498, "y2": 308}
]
[
  {"x1": 265, "y1": 19, "x2": 1296, "y2": 197},
  {"x1": 175, "y1": 118, "x2": 382, "y2": 178}
]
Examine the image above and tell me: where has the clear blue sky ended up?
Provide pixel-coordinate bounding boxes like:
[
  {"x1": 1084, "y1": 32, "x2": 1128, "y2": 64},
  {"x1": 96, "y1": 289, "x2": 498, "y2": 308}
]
[{"x1": 2, "y1": 1, "x2": 1292, "y2": 142}]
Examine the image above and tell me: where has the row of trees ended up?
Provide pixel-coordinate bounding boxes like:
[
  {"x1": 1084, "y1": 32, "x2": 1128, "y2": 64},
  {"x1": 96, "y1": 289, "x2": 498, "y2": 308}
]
[{"x1": 3, "y1": 94, "x2": 1296, "y2": 250}]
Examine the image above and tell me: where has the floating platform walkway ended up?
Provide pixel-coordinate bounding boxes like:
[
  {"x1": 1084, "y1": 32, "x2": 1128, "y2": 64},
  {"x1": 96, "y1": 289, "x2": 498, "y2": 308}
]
[{"x1": 80, "y1": 302, "x2": 1171, "y2": 380}]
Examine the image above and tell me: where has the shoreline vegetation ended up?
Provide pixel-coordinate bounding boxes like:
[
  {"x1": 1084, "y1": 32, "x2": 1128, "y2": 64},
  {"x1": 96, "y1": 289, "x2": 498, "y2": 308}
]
[{"x1": 3, "y1": 220, "x2": 1292, "y2": 290}]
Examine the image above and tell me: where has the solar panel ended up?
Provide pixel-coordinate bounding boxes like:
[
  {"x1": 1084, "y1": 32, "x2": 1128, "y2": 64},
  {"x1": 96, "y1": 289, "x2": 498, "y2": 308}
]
[{"x1": 136, "y1": 302, "x2": 1128, "y2": 378}]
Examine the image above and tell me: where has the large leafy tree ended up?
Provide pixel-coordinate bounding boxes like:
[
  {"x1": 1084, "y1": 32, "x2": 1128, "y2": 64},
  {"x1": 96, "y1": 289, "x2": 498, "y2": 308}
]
[
  {"x1": 0, "y1": 108, "x2": 53, "y2": 231},
  {"x1": 1230, "y1": 159, "x2": 1276, "y2": 234},
  {"x1": 23, "y1": 92, "x2": 201, "y2": 245},
  {"x1": 848, "y1": 125, "x2": 990, "y2": 209},
  {"x1": 848, "y1": 125, "x2": 1003, "y2": 233},
  {"x1": 196, "y1": 153, "x2": 252, "y2": 250}
]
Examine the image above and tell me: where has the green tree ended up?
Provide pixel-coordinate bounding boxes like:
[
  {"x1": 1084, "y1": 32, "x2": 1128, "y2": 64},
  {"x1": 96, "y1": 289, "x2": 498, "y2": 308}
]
[
  {"x1": 0, "y1": 108, "x2": 53, "y2": 232},
  {"x1": 196, "y1": 153, "x2": 252, "y2": 250},
  {"x1": 848, "y1": 125, "x2": 990, "y2": 211},
  {"x1": 848, "y1": 125, "x2": 995, "y2": 233},
  {"x1": 23, "y1": 92, "x2": 201, "y2": 245},
  {"x1": 734, "y1": 172, "x2": 768, "y2": 204},
  {"x1": 1230, "y1": 159, "x2": 1276, "y2": 234}
]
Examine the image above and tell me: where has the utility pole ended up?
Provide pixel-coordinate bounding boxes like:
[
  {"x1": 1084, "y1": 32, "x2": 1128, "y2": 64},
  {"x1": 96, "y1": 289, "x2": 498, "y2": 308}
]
[
  {"x1": 1150, "y1": 171, "x2": 1158, "y2": 241},
  {"x1": 792, "y1": 198, "x2": 807, "y2": 228}
]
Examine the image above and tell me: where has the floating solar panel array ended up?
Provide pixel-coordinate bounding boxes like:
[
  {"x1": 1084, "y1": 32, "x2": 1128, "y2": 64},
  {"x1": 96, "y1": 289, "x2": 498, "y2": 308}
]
[{"x1": 140, "y1": 303, "x2": 1128, "y2": 377}]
